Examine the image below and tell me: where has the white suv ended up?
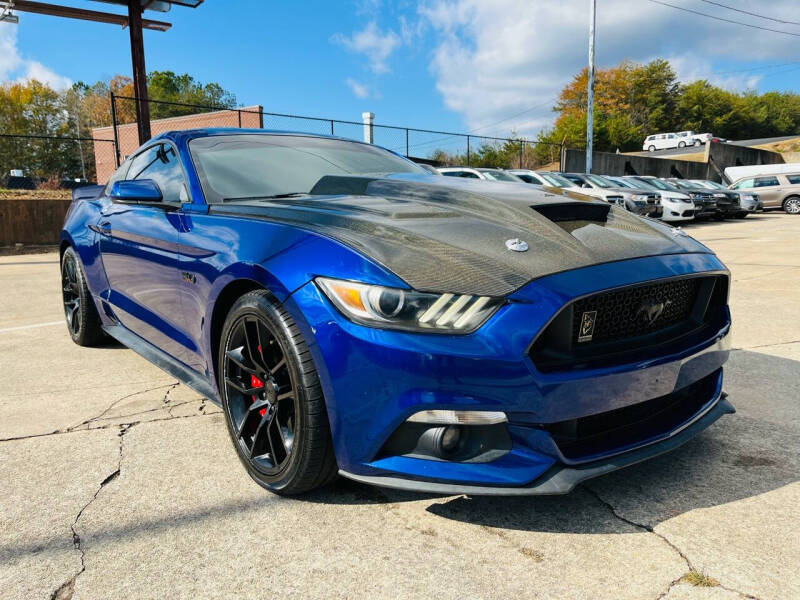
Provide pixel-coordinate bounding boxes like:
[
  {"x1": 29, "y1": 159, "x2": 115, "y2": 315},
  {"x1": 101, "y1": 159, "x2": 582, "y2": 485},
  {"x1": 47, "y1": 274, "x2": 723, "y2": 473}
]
[{"x1": 643, "y1": 133, "x2": 680, "y2": 152}]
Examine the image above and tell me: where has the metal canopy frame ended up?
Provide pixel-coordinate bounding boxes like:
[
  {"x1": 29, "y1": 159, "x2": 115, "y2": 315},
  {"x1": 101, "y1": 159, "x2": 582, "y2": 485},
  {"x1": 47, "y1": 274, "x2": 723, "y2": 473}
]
[{"x1": 2, "y1": 0, "x2": 204, "y2": 144}]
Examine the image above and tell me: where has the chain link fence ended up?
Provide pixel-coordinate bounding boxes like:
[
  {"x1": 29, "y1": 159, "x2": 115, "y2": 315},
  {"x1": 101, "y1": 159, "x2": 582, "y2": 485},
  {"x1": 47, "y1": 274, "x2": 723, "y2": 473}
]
[
  {"x1": 109, "y1": 95, "x2": 565, "y2": 171},
  {"x1": 0, "y1": 94, "x2": 565, "y2": 189}
]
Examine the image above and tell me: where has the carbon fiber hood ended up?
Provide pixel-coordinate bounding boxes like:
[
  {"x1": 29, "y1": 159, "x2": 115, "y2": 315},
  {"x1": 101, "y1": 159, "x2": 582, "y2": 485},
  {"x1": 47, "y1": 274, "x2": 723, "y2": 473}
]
[{"x1": 213, "y1": 174, "x2": 712, "y2": 296}]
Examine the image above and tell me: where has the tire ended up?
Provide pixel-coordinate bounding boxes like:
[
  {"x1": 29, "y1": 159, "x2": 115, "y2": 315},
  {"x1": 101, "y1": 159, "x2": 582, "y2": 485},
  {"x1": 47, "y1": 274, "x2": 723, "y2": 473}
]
[
  {"x1": 218, "y1": 290, "x2": 337, "y2": 495},
  {"x1": 783, "y1": 196, "x2": 800, "y2": 214},
  {"x1": 648, "y1": 145, "x2": 656, "y2": 152},
  {"x1": 694, "y1": 139, "x2": 702, "y2": 147},
  {"x1": 678, "y1": 141, "x2": 686, "y2": 148},
  {"x1": 61, "y1": 246, "x2": 106, "y2": 346},
  {"x1": 736, "y1": 212, "x2": 747, "y2": 219}
]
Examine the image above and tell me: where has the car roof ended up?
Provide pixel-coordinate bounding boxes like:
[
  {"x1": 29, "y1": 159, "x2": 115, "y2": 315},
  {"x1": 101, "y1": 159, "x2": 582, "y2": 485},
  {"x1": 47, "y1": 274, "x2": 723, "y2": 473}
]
[{"x1": 149, "y1": 127, "x2": 360, "y2": 147}]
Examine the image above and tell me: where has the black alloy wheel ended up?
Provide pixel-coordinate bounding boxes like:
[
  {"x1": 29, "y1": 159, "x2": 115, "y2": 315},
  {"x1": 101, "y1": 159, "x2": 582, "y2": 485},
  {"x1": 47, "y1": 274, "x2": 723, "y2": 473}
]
[
  {"x1": 62, "y1": 253, "x2": 82, "y2": 337},
  {"x1": 224, "y1": 314, "x2": 297, "y2": 475},
  {"x1": 61, "y1": 246, "x2": 105, "y2": 346},
  {"x1": 219, "y1": 290, "x2": 337, "y2": 494}
]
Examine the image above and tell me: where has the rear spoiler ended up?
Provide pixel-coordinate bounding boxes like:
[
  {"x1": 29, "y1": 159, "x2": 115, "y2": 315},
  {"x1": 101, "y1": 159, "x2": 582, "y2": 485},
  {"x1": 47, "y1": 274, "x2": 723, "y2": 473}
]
[{"x1": 71, "y1": 184, "x2": 104, "y2": 202}]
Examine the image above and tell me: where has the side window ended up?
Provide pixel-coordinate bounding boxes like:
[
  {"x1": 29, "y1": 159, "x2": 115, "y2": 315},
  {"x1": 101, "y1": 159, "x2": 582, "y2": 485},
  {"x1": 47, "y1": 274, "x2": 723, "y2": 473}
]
[
  {"x1": 441, "y1": 171, "x2": 461, "y2": 177},
  {"x1": 754, "y1": 176, "x2": 779, "y2": 188},
  {"x1": 460, "y1": 172, "x2": 480, "y2": 179},
  {"x1": 732, "y1": 178, "x2": 754, "y2": 190},
  {"x1": 127, "y1": 143, "x2": 189, "y2": 203},
  {"x1": 104, "y1": 159, "x2": 131, "y2": 195},
  {"x1": 667, "y1": 134, "x2": 676, "y2": 139},
  {"x1": 786, "y1": 174, "x2": 800, "y2": 185},
  {"x1": 646, "y1": 136, "x2": 654, "y2": 141}
]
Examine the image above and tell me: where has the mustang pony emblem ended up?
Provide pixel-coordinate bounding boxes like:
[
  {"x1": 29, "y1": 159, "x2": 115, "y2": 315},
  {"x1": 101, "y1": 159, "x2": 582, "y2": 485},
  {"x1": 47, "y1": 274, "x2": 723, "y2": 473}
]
[
  {"x1": 577, "y1": 310, "x2": 597, "y2": 342},
  {"x1": 637, "y1": 299, "x2": 672, "y2": 326}
]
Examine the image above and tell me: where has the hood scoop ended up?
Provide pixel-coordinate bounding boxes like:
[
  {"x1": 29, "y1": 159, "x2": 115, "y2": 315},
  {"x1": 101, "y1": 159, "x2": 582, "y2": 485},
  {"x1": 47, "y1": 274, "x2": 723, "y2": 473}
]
[{"x1": 532, "y1": 202, "x2": 610, "y2": 223}]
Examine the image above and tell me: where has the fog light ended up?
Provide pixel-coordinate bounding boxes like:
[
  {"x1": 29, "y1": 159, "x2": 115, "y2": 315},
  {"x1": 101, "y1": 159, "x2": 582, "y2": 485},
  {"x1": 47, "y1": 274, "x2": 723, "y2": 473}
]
[{"x1": 440, "y1": 425, "x2": 462, "y2": 454}]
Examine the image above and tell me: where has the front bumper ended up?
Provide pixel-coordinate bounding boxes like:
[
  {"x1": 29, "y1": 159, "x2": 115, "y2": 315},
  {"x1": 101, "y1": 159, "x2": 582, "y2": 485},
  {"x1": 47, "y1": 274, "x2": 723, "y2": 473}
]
[
  {"x1": 285, "y1": 253, "x2": 732, "y2": 493},
  {"x1": 340, "y1": 394, "x2": 734, "y2": 495}
]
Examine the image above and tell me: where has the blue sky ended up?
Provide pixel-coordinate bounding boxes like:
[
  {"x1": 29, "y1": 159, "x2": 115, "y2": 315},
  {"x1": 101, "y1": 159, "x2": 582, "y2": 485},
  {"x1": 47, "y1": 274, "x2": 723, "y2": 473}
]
[{"x1": 2, "y1": 0, "x2": 800, "y2": 142}]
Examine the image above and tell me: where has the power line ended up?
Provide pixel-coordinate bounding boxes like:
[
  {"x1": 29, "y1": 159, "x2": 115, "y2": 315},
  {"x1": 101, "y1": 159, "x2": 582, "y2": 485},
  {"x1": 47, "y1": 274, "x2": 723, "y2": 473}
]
[
  {"x1": 466, "y1": 97, "x2": 557, "y2": 135},
  {"x1": 697, "y1": 0, "x2": 800, "y2": 27},
  {"x1": 713, "y1": 61, "x2": 800, "y2": 75},
  {"x1": 645, "y1": 0, "x2": 800, "y2": 37}
]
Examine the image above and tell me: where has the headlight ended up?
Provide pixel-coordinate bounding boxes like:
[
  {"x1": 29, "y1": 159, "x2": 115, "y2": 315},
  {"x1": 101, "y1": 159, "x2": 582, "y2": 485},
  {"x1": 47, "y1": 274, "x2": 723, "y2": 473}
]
[{"x1": 316, "y1": 277, "x2": 504, "y2": 333}]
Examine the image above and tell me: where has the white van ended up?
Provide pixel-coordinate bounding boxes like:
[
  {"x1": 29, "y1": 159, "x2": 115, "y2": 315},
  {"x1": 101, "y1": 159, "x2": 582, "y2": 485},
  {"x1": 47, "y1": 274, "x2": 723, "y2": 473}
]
[{"x1": 643, "y1": 133, "x2": 680, "y2": 152}]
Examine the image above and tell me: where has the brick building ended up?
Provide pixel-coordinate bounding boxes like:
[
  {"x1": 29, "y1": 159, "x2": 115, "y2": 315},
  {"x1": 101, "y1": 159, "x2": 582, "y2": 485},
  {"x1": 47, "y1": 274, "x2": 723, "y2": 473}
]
[{"x1": 92, "y1": 105, "x2": 263, "y2": 183}]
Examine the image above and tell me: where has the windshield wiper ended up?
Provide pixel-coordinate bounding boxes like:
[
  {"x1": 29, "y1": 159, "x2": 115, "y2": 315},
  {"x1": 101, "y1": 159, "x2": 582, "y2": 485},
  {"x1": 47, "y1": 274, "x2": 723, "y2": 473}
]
[{"x1": 222, "y1": 192, "x2": 308, "y2": 202}]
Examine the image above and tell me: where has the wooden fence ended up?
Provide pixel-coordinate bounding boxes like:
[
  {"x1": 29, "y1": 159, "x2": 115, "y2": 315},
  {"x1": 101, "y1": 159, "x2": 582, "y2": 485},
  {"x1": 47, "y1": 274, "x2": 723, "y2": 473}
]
[{"x1": 0, "y1": 199, "x2": 71, "y2": 246}]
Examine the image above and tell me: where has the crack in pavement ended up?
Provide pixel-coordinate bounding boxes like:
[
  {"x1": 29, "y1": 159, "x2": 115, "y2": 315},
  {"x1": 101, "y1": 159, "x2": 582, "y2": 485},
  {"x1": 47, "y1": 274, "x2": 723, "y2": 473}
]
[
  {"x1": 0, "y1": 382, "x2": 220, "y2": 443},
  {"x1": 583, "y1": 485, "x2": 761, "y2": 600},
  {"x1": 49, "y1": 424, "x2": 130, "y2": 600},
  {"x1": 0, "y1": 409, "x2": 220, "y2": 443}
]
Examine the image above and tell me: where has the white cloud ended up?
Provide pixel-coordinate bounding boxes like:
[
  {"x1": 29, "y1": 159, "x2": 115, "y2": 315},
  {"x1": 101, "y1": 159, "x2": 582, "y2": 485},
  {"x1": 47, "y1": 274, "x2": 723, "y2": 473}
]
[
  {"x1": 418, "y1": 0, "x2": 800, "y2": 137},
  {"x1": 0, "y1": 22, "x2": 71, "y2": 89},
  {"x1": 346, "y1": 77, "x2": 371, "y2": 99},
  {"x1": 332, "y1": 21, "x2": 401, "y2": 74}
]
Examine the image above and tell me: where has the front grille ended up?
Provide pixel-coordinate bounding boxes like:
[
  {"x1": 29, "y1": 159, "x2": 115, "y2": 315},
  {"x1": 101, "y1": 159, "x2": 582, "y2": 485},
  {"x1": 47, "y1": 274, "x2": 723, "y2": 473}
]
[
  {"x1": 570, "y1": 278, "x2": 699, "y2": 345},
  {"x1": 543, "y1": 369, "x2": 721, "y2": 461},
  {"x1": 529, "y1": 275, "x2": 728, "y2": 372}
]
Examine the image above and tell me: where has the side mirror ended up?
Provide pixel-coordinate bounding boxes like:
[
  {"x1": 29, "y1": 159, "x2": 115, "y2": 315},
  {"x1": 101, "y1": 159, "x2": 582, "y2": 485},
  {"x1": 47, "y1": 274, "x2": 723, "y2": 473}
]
[{"x1": 110, "y1": 179, "x2": 163, "y2": 203}]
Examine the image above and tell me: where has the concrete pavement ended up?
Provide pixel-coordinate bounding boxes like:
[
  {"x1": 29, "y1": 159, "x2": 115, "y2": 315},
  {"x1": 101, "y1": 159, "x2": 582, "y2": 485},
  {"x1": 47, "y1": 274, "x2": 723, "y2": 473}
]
[{"x1": 1, "y1": 213, "x2": 798, "y2": 599}]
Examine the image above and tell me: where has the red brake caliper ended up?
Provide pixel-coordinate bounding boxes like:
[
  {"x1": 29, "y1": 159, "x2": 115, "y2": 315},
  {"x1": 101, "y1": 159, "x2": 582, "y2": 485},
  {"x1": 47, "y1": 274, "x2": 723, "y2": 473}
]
[{"x1": 251, "y1": 345, "x2": 266, "y2": 417}]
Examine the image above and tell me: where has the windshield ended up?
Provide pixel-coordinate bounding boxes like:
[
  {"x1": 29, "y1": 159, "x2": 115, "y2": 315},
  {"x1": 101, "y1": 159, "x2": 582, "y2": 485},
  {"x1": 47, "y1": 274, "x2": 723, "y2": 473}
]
[
  {"x1": 634, "y1": 177, "x2": 680, "y2": 192},
  {"x1": 584, "y1": 174, "x2": 615, "y2": 188},
  {"x1": 606, "y1": 177, "x2": 634, "y2": 188},
  {"x1": 478, "y1": 169, "x2": 522, "y2": 182},
  {"x1": 538, "y1": 172, "x2": 574, "y2": 187},
  {"x1": 189, "y1": 134, "x2": 425, "y2": 203},
  {"x1": 669, "y1": 180, "x2": 696, "y2": 190},
  {"x1": 621, "y1": 178, "x2": 651, "y2": 190},
  {"x1": 697, "y1": 180, "x2": 725, "y2": 189}
]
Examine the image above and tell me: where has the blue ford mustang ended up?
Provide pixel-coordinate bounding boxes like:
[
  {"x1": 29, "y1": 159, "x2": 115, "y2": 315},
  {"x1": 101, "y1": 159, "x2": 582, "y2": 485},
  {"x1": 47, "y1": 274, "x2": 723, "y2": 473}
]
[{"x1": 60, "y1": 128, "x2": 733, "y2": 495}]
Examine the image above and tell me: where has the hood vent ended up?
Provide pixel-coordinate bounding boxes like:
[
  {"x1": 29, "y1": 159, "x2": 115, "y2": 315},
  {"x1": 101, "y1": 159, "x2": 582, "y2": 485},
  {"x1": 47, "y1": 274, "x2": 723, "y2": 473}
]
[{"x1": 531, "y1": 202, "x2": 610, "y2": 223}]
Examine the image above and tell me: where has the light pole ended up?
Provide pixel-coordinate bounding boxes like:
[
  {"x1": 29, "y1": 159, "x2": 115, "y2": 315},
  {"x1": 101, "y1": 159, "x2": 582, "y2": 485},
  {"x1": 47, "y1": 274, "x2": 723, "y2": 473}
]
[{"x1": 586, "y1": 0, "x2": 596, "y2": 174}]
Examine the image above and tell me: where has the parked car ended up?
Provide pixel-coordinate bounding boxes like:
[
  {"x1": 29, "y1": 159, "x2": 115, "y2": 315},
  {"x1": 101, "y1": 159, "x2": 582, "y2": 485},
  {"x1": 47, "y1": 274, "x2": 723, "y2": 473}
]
[
  {"x1": 559, "y1": 173, "x2": 660, "y2": 217},
  {"x1": 665, "y1": 178, "x2": 740, "y2": 219},
  {"x1": 728, "y1": 173, "x2": 800, "y2": 214},
  {"x1": 626, "y1": 176, "x2": 718, "y2": 220},
  {"x1": 438, "y1": 167, "x2": 525, "y2": 183},
  {"x1": 643, "y1": 133, "x2": 680, "y2": 152},
  {"x1": 605, "y1": 175, "x2": 690, "y2": 223},
  {"x1": 559, "y1": 173, "x2": 662, "y2": 218},
  {"x1": 676, "y1": 131, "x2": 712, "y2": 147},
  {"x1": 690, "y1": 180, "x2": 763, "y2": 217},
  {"x1": 507, "y1": 169, "x2": 579, "y2": 189},
  {"x1": 60, "y1": 128, "x2": 734, "y2": 496}
]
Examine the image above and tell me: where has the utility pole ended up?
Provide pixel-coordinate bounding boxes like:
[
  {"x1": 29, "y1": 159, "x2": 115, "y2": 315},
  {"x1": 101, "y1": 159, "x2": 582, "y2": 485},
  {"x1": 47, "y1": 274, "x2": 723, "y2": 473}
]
[
  {"x1": 586, "y1": 0, "x2": 596, "y2": 174},
  {"x1": 128, "y1": 0, "x2": 152, "y2": 144}
]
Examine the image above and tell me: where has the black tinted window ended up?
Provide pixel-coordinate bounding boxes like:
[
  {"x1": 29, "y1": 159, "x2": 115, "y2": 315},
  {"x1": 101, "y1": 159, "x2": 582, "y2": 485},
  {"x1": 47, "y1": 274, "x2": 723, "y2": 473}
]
[
  {"x1": 189, "y1": 134, "x2": 424, "y2": 203},
  {"x1": 129, "y1": 144, "x2": 188, "y2": 203},
  {"x1": 785, "y1": 175, "x2": 800, "y2": 185}
]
